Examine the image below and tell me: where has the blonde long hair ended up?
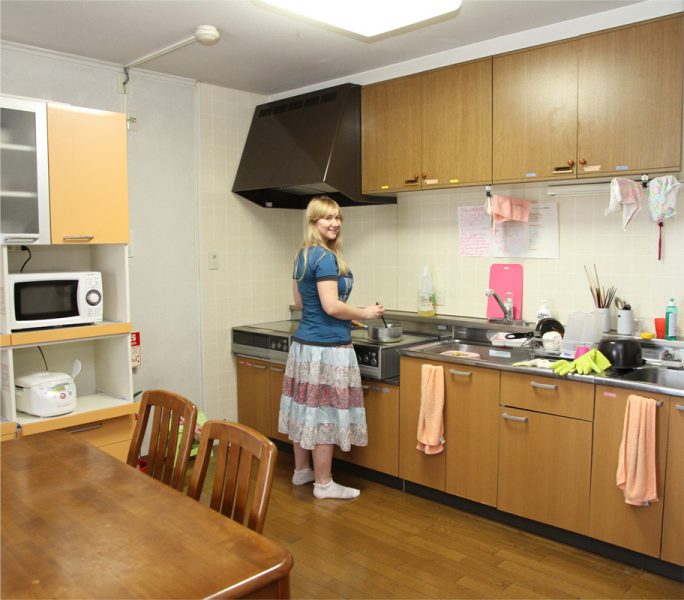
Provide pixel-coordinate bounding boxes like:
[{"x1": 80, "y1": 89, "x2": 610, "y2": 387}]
[{"x1": 296, "y1": 196, "x2": 349, "y2": 279}]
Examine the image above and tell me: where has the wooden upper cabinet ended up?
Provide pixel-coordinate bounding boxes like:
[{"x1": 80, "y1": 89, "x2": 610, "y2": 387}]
[
  {"x1": 493, "y1": 40, "x2": 578, "y2": 182},
  {"x1": 422, "y1": 58, "x2": 492, "y2": 187},
  {"x1": 362, "y1": 58, "x2": 492, "y2": 193},
  {"x1": 362, "y1": 75, "x2": 422, "y2": 193},
  {"x1": 47, "y1": 105, "x2": 128, "y2": 244},
  {"x1": 577, "y1": 15, "x2": 684, "y2": 177}
]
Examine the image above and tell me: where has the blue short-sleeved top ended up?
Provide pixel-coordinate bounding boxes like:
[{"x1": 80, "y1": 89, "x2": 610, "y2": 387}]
[{"x1": 293, "y1": 246, "x2": 353, "y2": 344}]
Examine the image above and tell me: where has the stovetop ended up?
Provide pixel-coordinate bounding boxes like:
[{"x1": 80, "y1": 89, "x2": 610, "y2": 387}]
[
  {"x1": 239, "y1": 320, "x2": 431, "y2": 346},
  {"x1": 232, "y1": 320, "x2": 438, "y2": 380}
]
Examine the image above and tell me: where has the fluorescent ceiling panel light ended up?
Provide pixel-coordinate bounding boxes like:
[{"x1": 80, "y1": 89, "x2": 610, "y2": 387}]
[{"x1": 261, "y1": 0, "x2": 462, "y2": 37}]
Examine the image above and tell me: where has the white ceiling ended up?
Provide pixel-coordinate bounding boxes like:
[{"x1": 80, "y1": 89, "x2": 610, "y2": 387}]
[{"x1": 0, "y1": 0, "x2": 654, "y2": 96}]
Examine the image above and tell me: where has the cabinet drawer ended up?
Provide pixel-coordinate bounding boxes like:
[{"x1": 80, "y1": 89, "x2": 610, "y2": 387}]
[
  {"x1": 500, "y1": 371, "x2": 594, "y2": 420},
  {"x1": 65, "y1": 415, "x2": 135, "y2": 447},
  {"x1": 99, "y1": 439, "x2": 132, "y2": 463}
]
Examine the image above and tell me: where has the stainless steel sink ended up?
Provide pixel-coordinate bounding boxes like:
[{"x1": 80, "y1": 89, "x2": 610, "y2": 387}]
[{"x1": 620, "y1": 367, "x2": 684, "y2": 390}]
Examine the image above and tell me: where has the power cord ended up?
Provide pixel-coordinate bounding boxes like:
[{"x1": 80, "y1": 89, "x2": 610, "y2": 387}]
[{"x1": 19, "y1": 245, "x2": 32, "y2": 272}]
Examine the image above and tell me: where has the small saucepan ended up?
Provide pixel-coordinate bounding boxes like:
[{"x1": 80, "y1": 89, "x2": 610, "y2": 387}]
[
  {"x1": 505, "y1": 318, "x2": 566, "y2": 340},
  {"x1": 351, "y1": 320, "x2": 403, "y2": 343}
]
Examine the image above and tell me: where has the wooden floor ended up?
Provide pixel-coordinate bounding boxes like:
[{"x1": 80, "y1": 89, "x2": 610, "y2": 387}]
[{"x1": 253, "y1": 452, "x2": 683, "y2": 600}]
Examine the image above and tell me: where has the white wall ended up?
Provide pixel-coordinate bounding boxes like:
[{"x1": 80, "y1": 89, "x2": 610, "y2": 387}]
[{"x1": 0, "y1": 44, "x2": 204, "y2": 407}]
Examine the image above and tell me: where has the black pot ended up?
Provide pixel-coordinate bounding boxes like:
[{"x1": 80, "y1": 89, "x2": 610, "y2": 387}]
[{"x1": 597, "y1": 338, "x2": 643, "y2": 370}]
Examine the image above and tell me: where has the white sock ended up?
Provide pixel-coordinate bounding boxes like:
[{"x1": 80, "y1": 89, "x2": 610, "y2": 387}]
[
  {"x1": 313, "y1": 478, "x2": 360, "y2": 500},
  {"x1": 291, "y1": 468, "x2": 315, "y2": 486}
]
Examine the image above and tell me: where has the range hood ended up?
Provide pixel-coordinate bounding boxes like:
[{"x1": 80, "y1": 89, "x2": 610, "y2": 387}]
[{"x1": 232, "y1": 83, "x2": 395, "y2": 209}]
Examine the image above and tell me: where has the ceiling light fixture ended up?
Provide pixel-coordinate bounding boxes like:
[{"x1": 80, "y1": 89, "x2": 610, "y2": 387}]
[
  {"x1": 260, "y1": 0, "x2": 462, "y2": 38},
  {"x1": 124, "y1": 25, "x2": 220, "y2": 69}
]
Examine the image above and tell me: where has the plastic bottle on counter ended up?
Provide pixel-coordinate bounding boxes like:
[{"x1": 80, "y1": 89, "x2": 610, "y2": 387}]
[
  {"x1": 665, "y1": 297, "x2": 678, "y2": 340},
  {"x1": 417, "y1": 266, "x2": 436, "y2": 317},
  {"x1": 536, "y1": 299, "x2": 551, "y2": 323}
]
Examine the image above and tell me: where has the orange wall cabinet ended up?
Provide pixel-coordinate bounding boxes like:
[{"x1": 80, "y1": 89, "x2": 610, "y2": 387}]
[{"x1": 47, "y1": 104, "x2": 128, "y2": 244}]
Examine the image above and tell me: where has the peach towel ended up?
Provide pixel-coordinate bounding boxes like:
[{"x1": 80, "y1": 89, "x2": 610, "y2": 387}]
[
  {"x1": 416, "y1": 365, "x2": 445, "y2": 454},
  {"x1": 484, "y1": 194, "x2": 532, "y2": 232},
  {"x1": 616, "y1": 394, "x2": 658, "y2": 506}
]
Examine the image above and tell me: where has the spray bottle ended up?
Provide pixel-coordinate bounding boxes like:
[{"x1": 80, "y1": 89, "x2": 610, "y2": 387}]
[{"x1": 417, "y1": 266, "x2": 436, "y2": 317}]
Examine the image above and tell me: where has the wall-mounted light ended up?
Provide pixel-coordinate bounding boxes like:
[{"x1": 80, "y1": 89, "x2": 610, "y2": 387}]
[{"x1": 260, "y1": 0, "x2": 462, "y2": 38}]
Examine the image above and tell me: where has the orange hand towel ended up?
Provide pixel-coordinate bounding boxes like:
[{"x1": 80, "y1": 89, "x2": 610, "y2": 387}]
[
  {"x1": 616, "y1": 394, "x2": 658, "y2": 506},
  {"x1": 416, "y1": 365, "x2": 445, "y2": 454}
]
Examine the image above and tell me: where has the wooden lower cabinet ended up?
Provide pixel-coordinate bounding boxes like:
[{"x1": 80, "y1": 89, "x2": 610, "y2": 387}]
[
  {"x1": 347, "y1": 381, "x2": 399, "y2": 476},
  {"x1": 236, "y1": 356, "x2": 271, "y2": 437},
  {"x1": 64, "y1": 414, "x2": 135, "y2": 462},
  {"x1": 589, "y1": 385, "x2": 669, "y2": 557},
  {"x1": 498, "y1": 407, "x2": 592, "y2": 534},
  {"x1": 444, "y1": 364, "x2": 499, "y2": 506},
  {"x1": 498, "y1": 372, "x2": 594, "y2": 534},
  {"x1": 399, "y1": 357, "x2": 446, "y2": 490},
  {"x1": 269, "y1": 362, "x2": 289, "y2": 443},
  {"x1": 662, "y1": 396, "x2": 684, "y2": 566}
]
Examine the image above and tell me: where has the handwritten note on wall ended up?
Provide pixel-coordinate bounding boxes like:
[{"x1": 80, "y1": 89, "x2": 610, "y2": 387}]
[{"x1": 458, "y1": 202, "x2": 559, "y2": 258}]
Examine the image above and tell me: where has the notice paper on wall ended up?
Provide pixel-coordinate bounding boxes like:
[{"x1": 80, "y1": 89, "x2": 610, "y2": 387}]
[{"x1": 458, "y1": 202, "x2": 559, "y2": 258}]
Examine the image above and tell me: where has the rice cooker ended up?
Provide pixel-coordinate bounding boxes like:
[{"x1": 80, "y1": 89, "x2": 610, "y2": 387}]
[{"x1": 15, "y1": 371, "x2": 76, "y2": 417}]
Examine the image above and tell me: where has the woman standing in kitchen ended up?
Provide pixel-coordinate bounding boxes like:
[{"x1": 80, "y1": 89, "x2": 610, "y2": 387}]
[{"x1": 279, "y1": 196, "x2": 385, "y2": 500}]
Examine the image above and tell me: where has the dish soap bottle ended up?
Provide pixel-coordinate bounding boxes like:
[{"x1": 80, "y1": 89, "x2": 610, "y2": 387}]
[
  {"x1": 536, "y1": 299, "x2": 551, "y2": 323},
  {"x1": 417, "y1": 266, "x2": 436, "y2": 317},
  {"x1": 665, "y1": 297, "x2": 678, "y2": 340}
]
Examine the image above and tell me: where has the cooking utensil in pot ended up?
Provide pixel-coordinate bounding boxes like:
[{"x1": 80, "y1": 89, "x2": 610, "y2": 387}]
[
  {"x1": 597, "y1": 338, "x2": 643, "y2": 370},
  {"x1": 505, "y1": 318, "x2": 565, "y2": 339},
  {"x1": 351, "y1": 320, "x2": 403, "y2": 342},
  {"x1": 377, "y1": 302, "x2": 389, "y2": 327}
]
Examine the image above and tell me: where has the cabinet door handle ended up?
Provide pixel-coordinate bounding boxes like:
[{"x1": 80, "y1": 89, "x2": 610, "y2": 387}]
[
  {"x1": 404, "y1": 175, "x2": 420, "y2": 185},
  {"x1": 361, "y1": 385, "x2": 370, "y2": 391},
  {"x1": 250, "y1": 364, "x2": 267, "y2": 370},
  {"x1": 502, "y1": 413, "x2": 528, "y2": 423},
  {"x1": 449, "y1": 369, "x2": 472, "y2": 377},
  {"x1": 270, "y1": 367, "x2": 284, "y2": 373},
  {"x1": 530, "y1": 381, "x2": 557, "y2": 390},
  {"x1": 68, "y1": 422, "x2": 103, "y2": 434},
  {"x1": 4, "y1": 235, "x2": 39, "y2": 243},
  {"x1": 676, "y1": 404, "x2": 684, "y2": 412},
  {"x1": 63, "y1": 235, "x2": 95, "y2": 241}
]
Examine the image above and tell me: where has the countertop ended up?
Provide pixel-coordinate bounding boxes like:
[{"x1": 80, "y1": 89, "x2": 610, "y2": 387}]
[{"x1": 401, "y1": 340, "x2": 684, "y2": 398}]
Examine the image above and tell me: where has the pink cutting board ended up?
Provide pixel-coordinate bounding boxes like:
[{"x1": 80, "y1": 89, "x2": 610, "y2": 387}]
[{"x1": 487, "y1": 263, "x2": 523, "y2": 320}]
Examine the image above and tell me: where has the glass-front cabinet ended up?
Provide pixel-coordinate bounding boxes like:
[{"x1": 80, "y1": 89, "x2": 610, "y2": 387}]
[{"x1": 0, "y1": 96, "x2": 51, "y2": 244}]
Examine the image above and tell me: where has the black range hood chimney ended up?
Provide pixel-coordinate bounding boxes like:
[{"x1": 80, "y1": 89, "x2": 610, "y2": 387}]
[{"x1": 232, "y1": 83, "x2": 395, "y2": 209}]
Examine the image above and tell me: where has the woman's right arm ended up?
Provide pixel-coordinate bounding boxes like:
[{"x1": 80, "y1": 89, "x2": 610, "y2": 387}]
[
  {"x1": 292, "y1": 279, "x2": 303, "y2": 309},
  {"x1": 317, "y1": 280, "x2": 384, "y2": 321}
]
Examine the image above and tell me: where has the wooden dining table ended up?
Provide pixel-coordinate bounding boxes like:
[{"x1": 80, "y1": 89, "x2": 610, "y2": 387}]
[{"x1": 1, "y1": 430, "x2": 292, "y2": 599}]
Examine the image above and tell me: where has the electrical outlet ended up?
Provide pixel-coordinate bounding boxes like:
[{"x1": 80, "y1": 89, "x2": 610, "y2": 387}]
[
  {"x1": 8, "y1": 245, "x2": 23, "y2": 252},
  {"x1": 126, "y1": 115, "x2": 138, "y2": 131},
  {"x1": 435, "y1": 289, "x2": 446, "y2": 305},
  {"x1": 208, "y1": 252, "x2": 219, "y2": 270}
]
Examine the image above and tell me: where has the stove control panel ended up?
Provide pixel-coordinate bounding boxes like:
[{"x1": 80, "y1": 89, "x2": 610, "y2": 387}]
[
  {"x1": 354, "y1": 346, "x2": 378, "y2": 367},
  {"x1": 269, "y1": 335, "x2": 289, "y2": 353}
]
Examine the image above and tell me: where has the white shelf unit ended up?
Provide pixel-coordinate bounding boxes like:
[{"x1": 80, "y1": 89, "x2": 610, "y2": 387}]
[{"x1": 0, "y1": 244, "x2": 134, "y2": 428}]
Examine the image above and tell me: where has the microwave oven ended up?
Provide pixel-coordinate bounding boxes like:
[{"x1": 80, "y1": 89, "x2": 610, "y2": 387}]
[{"x1": 7, "y1": 271, "x2": 103, "y2": 331}]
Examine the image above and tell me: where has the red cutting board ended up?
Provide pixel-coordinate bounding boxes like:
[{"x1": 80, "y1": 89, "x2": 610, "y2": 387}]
[{"x1": 487, "y1": 263, "x2": 523, "y2": 320}]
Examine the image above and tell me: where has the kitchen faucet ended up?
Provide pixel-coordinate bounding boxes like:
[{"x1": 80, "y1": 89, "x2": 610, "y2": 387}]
[{"x1": 486, "y1": 288, "x2": 513, "y2": 322}]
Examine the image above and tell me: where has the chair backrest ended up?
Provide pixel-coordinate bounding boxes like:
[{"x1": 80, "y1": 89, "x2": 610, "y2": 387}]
[
  {"x1": 187, "y1": 420, "x2": 277, "y2": 534},
  {"x1": 127, "y1": 389, "x2": 198, "y2": 491}
]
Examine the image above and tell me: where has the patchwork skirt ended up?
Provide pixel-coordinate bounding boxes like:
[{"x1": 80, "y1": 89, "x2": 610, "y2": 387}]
[{"x1": 278, "y1": 341, "x2": 368, "y2": 451}]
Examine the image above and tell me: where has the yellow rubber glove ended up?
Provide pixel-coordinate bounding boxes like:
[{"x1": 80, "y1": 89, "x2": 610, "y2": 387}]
[
  {"x1": 574, "y1": 351, "x2": 599, "y2": 375},
  {"x1": 592, "y1": 349, "x2": 612, "y2": 372},
  {"x1": 551, "y1": 359, "x2": 576, "y2": 376}
]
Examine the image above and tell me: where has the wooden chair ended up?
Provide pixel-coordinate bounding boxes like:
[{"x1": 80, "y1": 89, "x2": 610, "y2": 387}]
[
  {"x1": 187, "y1": 420, "x2": 277, "y2": 534},
  {"x1": 127, "y1": 389, "x2": 198, "y2": 491}
]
